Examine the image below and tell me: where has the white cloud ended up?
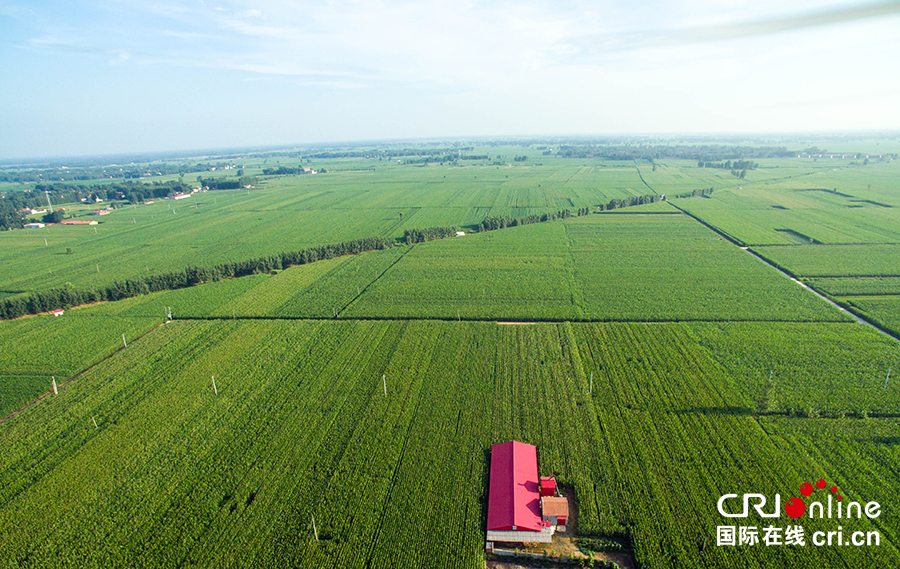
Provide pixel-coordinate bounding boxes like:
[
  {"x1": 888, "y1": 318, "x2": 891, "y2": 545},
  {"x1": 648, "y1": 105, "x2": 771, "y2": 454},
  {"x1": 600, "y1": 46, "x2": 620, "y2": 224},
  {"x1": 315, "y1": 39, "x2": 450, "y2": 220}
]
[{"x1": 6, "y1": 0, "x2": 900, "y2": 157}]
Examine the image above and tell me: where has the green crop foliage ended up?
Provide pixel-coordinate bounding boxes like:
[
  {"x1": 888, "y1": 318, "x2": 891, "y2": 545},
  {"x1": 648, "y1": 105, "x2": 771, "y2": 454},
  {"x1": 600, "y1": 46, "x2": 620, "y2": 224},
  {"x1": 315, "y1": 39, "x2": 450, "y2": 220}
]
[
  {"x1": 807, "y1": 277, "x2": 900, "y2": 296},
  {"x1": 754, "y1": 244, "x2": 900, "y2": 278},
  {"x1": 1, "y1": 320, "x2": 898, "y2": 567},
  {"x1": 0, "y1": 309, "x2": 160, "y2": 418},
  {"x1": 840, "y1": 296, "x2": 900, "y2": 339}
]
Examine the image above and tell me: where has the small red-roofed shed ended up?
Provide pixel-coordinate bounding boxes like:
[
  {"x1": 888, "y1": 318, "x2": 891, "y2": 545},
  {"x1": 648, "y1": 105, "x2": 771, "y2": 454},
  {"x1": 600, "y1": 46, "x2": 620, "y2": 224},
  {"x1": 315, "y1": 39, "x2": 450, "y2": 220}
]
[{"x1": 540, "y1": 476, "x2": 557, "y2": 497}]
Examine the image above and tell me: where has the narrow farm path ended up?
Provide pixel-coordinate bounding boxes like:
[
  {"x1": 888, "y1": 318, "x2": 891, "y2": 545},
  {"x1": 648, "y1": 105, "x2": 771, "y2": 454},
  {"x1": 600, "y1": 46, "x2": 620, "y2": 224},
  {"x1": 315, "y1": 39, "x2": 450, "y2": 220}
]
[
  {"x1": 632, "y1": 160, "x2": 653, "y2": 192},
  {"x1": 667, "y1": 201, "x2": 900, "y2": 344},
  {"x1": 741, "y1": 247, "x2": 900, "y2": 343},
  {"x1": 0, "y1": 319, "x2": 169, "y2": 425}
]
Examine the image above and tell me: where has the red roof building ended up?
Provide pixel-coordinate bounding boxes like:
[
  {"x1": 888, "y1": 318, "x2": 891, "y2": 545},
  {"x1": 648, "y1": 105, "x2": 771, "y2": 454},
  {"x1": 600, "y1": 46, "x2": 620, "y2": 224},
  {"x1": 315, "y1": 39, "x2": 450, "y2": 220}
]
[
  {"x1": 486, "y1": 441, "x2": 552, "y2": 543},
  {"x1": 540, "y1": 476, "x2": 557, "y2": 497}
]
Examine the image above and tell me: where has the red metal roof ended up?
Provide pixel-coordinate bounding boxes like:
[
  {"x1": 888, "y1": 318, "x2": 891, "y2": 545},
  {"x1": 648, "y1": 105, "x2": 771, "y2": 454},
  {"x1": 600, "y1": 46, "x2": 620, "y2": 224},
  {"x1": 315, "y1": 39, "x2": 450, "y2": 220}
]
[{"x1": 487, "y1": 441, "x2": 542, "y2": 532}]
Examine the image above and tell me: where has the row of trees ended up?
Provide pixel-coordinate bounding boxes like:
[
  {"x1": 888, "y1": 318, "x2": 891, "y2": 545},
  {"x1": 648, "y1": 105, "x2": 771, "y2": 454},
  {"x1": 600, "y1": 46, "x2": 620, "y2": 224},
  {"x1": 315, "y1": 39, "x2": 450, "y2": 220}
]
[
  {"x1": 200, "y1": 177, "x2": 258, "y2": 190},
  {"x1": 306, "y1": 147, "x2": 472, "y2": 159},
  {"x1": 261, "y1": 166, "x2": 314, "y2": 175},
  {"x1": 404, "y1": 208, "x2": 591, "y2": 242},
  {"x1": 403, "y1": 226, "x2": 458, "y2": 244},
  {"x1": 674, "y1": 188, "x2": 714, "y2": 198},
  {"x1": 479, "y1": 208, "x2": 576, "y2": 231},
  {"x1": 0, "y1": 161, "x2": 232, "y2": 183},
  {"x1": 697, "y1": 159, "x2": 757, "y2": 170},
  {"x1": 598, "y1": 195, "x2": 661, "y2": 211},
  {"x1": 0, "y1": 235, "x2": 395, "y2": 320},
  {"x1": 555, "y1": 144, "x2": 796, "y2": 162}
]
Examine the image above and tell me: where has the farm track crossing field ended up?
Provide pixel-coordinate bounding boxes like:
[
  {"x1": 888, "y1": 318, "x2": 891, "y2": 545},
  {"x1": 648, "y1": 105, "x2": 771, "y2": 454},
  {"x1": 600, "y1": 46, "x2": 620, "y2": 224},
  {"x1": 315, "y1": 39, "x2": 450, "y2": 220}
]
[{"x1": 1, "y1": 319, "x2": 898, "y2": 568}]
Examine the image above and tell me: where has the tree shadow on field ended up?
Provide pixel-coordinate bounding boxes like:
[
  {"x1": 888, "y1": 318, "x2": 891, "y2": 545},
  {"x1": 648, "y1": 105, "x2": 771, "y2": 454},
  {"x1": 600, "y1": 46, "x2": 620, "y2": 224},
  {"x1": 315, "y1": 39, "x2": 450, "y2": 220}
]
[{"x1": 873, "y1": 436, "x2": 900, "y2": 446}]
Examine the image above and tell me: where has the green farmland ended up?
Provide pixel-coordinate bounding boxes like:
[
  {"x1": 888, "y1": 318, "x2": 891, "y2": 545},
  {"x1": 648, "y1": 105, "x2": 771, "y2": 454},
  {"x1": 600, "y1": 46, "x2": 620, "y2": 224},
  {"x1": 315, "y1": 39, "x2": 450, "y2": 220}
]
[
  {"x1": 1, "y1": 318, "x2": 898, "y2": 568},
  {"x1": 0, "y1": 157, "x2": 654, "y2": 294},
  {"x1": 1, "y1": 141, "x2": 899, "y2": 568}
]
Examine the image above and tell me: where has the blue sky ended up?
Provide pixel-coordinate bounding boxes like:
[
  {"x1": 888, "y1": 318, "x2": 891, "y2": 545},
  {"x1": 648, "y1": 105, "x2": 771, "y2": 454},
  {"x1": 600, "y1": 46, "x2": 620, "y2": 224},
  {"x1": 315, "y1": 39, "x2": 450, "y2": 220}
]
[{"x1": 1, "y1": 0, "x2": 899, "y2": 158}]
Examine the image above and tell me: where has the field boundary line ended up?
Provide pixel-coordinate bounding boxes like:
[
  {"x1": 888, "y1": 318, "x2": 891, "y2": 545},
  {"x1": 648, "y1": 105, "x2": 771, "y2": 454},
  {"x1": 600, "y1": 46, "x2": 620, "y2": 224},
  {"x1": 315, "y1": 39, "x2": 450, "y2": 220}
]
[
  {"x1": 335, "y1": 244, "x2": 416, "y2": 318},
  {"x1": 0, "y1": 319, "x2": 168, "y2": 425},
  {"x1": 790, "y1": 273, "x2": 900, "y2": 279},
  {"x1": 174, "y1": 314, "x2": 851, "y2": 324},
  {"x1": 829, "y1": 292, "x2": 900, "y2": 298},
  {"x1": 633, "y1": 160, "x2": 654, "y2": 192}
]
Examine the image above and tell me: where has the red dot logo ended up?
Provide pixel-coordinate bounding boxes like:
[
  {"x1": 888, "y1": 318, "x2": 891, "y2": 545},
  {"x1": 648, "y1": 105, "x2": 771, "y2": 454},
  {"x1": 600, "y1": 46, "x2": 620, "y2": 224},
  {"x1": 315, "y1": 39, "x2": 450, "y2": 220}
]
[
  {"x1": 785, "y1": 497, "x2": 806, "y2": 519},
  {"x1": 816, "y1": 479, "x2": 826, "y2": 489},
  {"x1": 800, "y1": 482, "x2": 813, "y2": 496}
]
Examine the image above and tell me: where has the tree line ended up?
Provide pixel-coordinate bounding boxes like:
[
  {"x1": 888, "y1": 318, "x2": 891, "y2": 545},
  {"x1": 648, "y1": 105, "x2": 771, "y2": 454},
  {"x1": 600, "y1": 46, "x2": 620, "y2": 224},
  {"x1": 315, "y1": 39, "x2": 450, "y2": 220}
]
[
  {"x1": 403, "y1": 227, "x2": 458, "y2": 244},
  {"x1": 0, "y1": 235, "x2": 394, "y2": 320},
  {"x1": 697, "y1": 160, "x2": 757, "y2": 170},
  {"x1": 674, "y1": 188, "x2": 714, "y2": 198},
  {"x1": 478, "y1": 208, "x2": 579, "y2": 231},
  {"x1": 598, "y1": 195, "x2": 661, "y2": 211},
  {"x1": 260, "y1": 166, "x2": 316, "y2": 175},
  {"x1": 200, "y1": 176, "x2": 258, "y2": 190},
  {"x1": 306, "y1": 147, "x2": 473, "y2": 159},
  {"x1": 555, "y1": 144, "x2": 794, "y2": 162},
  {"x1": 0, "y1": 162, "x2": 223, "y2": 184}
]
